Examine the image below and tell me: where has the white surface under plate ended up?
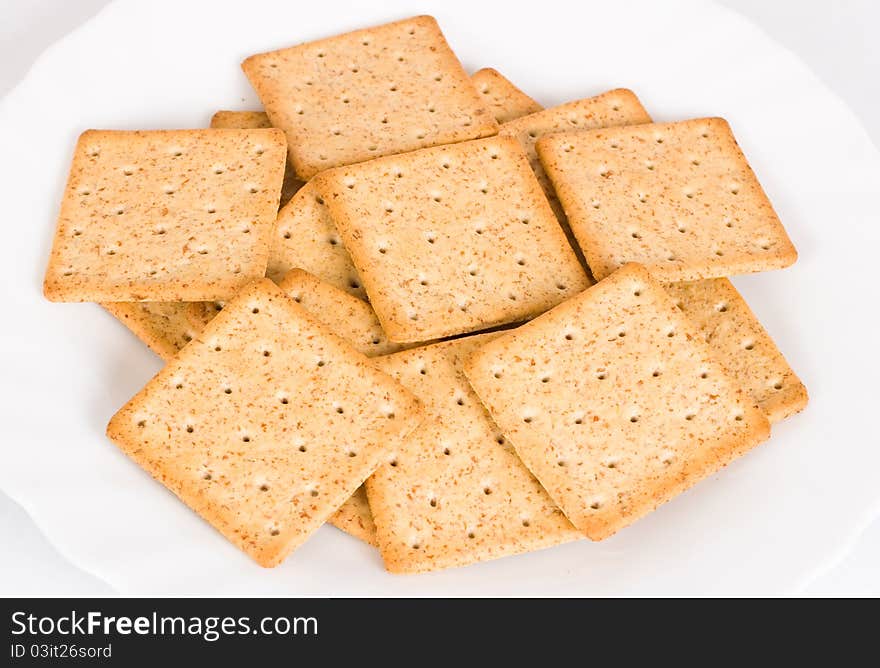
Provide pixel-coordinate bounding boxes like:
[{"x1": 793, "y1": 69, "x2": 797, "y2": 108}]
[{"x1": 1, "y1": 0, "x2": 878, "y2": 595}]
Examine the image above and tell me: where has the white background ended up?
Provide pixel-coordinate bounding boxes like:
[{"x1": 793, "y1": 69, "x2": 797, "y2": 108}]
[{"x1": 1, "y1": 0, "x2": 878, "y2": 595}]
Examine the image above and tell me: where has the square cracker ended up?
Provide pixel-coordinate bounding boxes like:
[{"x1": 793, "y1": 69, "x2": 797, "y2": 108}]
[
  {"x1": 210, "y1": 110, "x2": 303, "y2": 208},
  {"x1": 317, "y1": 136, "x2": 590, "y2": 342},
  {"x1": 369, "y1": 334, "x2": 580, "y2": 573},
  {"x1": 536, "y1": 118, "x2": 798, "y2": 281},
  {"x1": 665, "y1": 278, "x2": 808, "y2": 423},
  {"x1": 266, "y1": 180, "x2": 365, "y2": 299},
  {"x1": 241, "y1": 15, "x2": 498, "y2": 180},
  {"x1": 44, "y1": 129, "x2": 287, "y2": 302},
  {"x1": 464, "y1": 263, "x2": 771, "y2": 540},
  {"x1": 102, "y1": 302, "x2": 201, "y2": 360},
  {"x1": 106, "y1": 278, "x2": 421, "y2": 567},
  {"x1": 470, "y1": 68, "x2": 542, "y2": 124}
]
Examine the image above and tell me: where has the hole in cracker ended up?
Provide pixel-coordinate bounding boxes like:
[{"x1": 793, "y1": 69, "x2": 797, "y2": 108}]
[
  {"x1": 630, "y1": 415, "x2": 639, "y2": 423},
  {"x1": 299, "y1": 445, "x2": 307, "y2": 453},
  {"x1": 443, "y1": 447, "x2": 450, "y2": 456},
  {"x1": 429, "y1": 497, "x2": 437, "y2": 508},
  {"x1": 137, "y1": 420, "x2": 146, "y2": 428},
  {"x1": 270, "y1": 529, "x2": 280, "y2": 536},
  {"x1": 242, "y1": 435, "x2": 250, "y2": 443},
  {"x1": 685, "y1": 413, "x2": 696, "y2": 421},
  {"x1": 186, "y1": 425, "x2": 194, "y2": 433},
  {"x1": 744, "y1": 341, "x2": 755, "y2": 351},
  {"x1": 483, "y1": 487, "x2": 492, "y2": 495},
  {"x1": 259, "y1": 484, "x2": 269, "y2": 492},
  {"x1": 522, "y1": 519, "x2": 531, "y2": 527},
  {"x1": 590, "y1": 501, "x2": 602, "y2": 510},
  {"x1": 224, "y1": 387, "x2": 232, "y2": 395},
  {"x1": 773, "y1": 382, "x2": 783, "y2": 390},
  {"x1": 310, "y1": 489, "x2": 319, "y2": 497},
  {"x1": 280, "y1": 397, "x2": 289, "y2": 404}
]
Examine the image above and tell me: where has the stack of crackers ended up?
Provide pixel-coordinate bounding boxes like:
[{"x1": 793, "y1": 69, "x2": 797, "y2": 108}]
[{"x1": 43, "y1": 16, "x2": 807, "y2": 573}]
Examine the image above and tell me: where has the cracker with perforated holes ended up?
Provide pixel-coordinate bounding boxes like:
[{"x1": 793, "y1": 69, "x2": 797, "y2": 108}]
[
  {"x1": 266, "y1": 180, "x2": 365, "y2": 299},
  {"x1": 665, "y1": 278, "x2": 808, "y2": 423},
  {"x1": 464, "y1": 263, "x2": 771, "y2": 540},
  {"x1": 368, "y1": 334, "x2": 580, "y2": 573},
  {"x1": 44, "y1": 129, "x2": 287, "y2": 302},
  {"x1": 317, "y1": 136, "x2": 590, "y2": 342},
  {"x1": 102, "y1": 302, "x2": 201, "y2": 360},
  {"x1": 536, "y1": 118, "x2": 798, "y2": 282},
  {"x1": 242, "y1": 15, "x2": 498, "y2": 180},
  {"x1": 470, "y1": 68, "x2": 543, "y2": 124},
  {"x1": 106, "y1": 278, "x2": 421, "y2": 567},
  {"x1": 210, "y1": 110, "x2": 303, "y2": 207}
]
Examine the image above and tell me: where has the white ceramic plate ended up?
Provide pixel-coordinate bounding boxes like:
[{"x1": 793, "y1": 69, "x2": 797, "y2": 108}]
[{"x1": 1, "y1": 0, "x2": 879, "y2": 595}]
